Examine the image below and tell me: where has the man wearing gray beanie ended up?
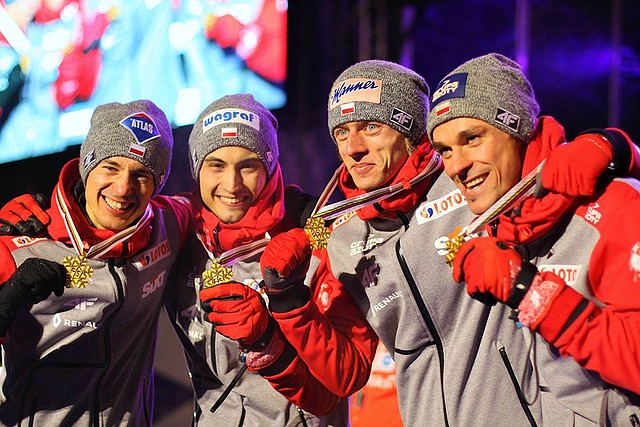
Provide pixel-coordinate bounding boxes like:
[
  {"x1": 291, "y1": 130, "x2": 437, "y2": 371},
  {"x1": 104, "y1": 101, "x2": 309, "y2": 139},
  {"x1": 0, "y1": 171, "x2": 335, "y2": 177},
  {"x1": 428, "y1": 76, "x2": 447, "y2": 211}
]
[
  {"x1": 0, "y1": 94, "x2": 372, "y2": 425},
  {"x1": 164, "y1": 93, "x2": 372, "y2": 426},
  {"x1": 429, "y1": 52, "x2": 640, "y2": 424},
  {"x1": 0, "y1": 99, "x2": 193, "y2": 426},
  {"x1": 253, "y1": 57, "x2": 640, "y2": 427}
]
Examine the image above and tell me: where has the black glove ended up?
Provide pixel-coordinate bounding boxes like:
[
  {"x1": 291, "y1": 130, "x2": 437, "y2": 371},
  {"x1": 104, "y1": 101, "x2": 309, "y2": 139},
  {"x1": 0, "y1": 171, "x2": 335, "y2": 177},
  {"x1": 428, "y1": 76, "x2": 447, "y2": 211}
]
[
  {"x1": 0, "y1": 193, "x2": 50, "y2": 237},
  {"x1": 0, "y1": 258, "x2": 66, "y2": 336}
]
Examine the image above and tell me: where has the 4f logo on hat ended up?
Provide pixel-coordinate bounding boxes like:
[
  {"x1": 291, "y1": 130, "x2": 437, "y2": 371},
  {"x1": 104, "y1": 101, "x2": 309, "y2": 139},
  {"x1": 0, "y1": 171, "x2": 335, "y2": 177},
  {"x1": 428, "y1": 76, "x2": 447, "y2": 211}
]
[
  {"x1": 82, "y1": 148, "x2": 96, "y2": 171},
  {"x1": 120, "y1": 112, "x2": 160, "y2": 144},
  {"x1": 390, "y1": 107, "x2": 413, "y2": 131},
  {"x1": 494, "y1": 108, "x2": 521, "y2": 132}
]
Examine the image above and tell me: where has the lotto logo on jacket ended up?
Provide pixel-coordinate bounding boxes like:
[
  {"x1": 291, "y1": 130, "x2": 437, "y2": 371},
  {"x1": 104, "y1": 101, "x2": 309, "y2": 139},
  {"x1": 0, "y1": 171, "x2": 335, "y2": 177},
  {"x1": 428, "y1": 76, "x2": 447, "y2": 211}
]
[
  {"x1": 133, "y1": 240, "x2": 171, "y2": 271},
  {"x1": 416, "y1": 189, "x2": 467, "y2": 225},
  {"x1": 538, "y1": 264, "x2": 581, "y2": 287}
]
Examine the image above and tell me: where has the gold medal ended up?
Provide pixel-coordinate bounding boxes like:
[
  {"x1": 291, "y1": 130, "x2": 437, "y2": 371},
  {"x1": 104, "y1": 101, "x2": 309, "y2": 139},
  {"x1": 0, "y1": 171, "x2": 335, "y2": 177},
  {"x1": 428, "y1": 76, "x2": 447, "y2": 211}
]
[
  {"x1": 202, "y1": 262, "x2": 233, "y2": 288},
  {"x1": 445, "y1": 234, "x2": 465, "y2": 267},
  {"x1": 304, "y1": 216, "x2": 331, "y2": 250},
  {"x1": 63, "y1": 254, "x2": 94, "y2": 288}
]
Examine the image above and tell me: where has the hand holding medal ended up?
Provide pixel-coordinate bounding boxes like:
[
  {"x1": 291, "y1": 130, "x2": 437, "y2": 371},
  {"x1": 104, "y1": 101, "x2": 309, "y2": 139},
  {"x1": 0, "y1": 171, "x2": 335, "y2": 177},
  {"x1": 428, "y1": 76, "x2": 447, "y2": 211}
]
[{"x1": 445, "y1": 160, "x2": 545, "y2": 267}]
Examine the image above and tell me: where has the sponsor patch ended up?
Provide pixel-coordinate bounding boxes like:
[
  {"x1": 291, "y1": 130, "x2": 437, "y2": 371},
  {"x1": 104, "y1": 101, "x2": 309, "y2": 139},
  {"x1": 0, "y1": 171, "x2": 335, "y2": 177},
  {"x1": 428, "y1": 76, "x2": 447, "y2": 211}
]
[
  {"x1": 434, "y1": 100, "x2": 451, "y2": 117},
  {"x1": 583, "y1": 202, "x2": 601, "y2": 225},
  {"x1": 329, "y1": 78, "x2": 382, "y2": 110},
  {"x1": 83, "y1": 148, "x2": 96, "y2": 171},
  {"x1": 538, "y1": 264, "x2": 581, "y2": 287},
  {"x1": 221, "y1": 127, "x2": 238, "y2": 138},
  {"x1": 340, "y1": 102, "x2": 355, "y2": 115},
  {"x1": 202, "y1": 108, "x2": 260, "y2": 133},
  {"x1": 431, "y1": 73, "x2": 466, "y2": 103},
  {"x1": 120, "y1": 112, "x2": 160, "y2": 144},
  {"x1": 142, "y1": 271, "x2": 166, "y2": 299},
  {"x1": 316, "y1": 282, "x2": 334, "y2": 311},
  {"x1": 128, "y1": 143, "x2": 146, "y2": 158},
  {"x1": 11, "y1": 236, "x2": 47, "y2": 248},
  {"x1": 330, "y1": 210, "x2": 357, "y2": 231},
  {"x1": 191, "y1": 150, "x2": 198, "y2": 171},
  {"x1": 494, "y1": 107, "x2": 520, "y2": 133},
  {"x1": 133, "y1": 240, "x2": 171, "y2": 270},
  {"x1": 416, "y1": 189, "x2": 467, "y2": 225},
  {"x1": 630, "y1": 242, "x2": 640, "y2": 282},
  {"x1": 390, "y1": 107, "x2": 413, "y2": 131}
]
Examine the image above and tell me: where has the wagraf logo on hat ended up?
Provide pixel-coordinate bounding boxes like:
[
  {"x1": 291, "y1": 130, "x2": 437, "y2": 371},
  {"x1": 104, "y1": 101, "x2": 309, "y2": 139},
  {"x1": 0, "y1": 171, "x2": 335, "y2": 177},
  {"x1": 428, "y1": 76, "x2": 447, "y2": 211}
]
[
  {"x1": 120, "y1": 112, "x2": 161, "y2": 145},
  {"x1": 329, "y1": 78, "x2": 382, "y2": 110},
  {"x1": 202, "y1": 108, "x2": 260, "y2": 134}
]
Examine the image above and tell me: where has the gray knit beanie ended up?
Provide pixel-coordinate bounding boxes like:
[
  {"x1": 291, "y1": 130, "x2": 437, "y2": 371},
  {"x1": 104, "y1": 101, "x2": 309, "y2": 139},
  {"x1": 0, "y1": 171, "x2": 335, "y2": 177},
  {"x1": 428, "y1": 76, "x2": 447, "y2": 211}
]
[
  {"x1": 328, "y1": 60, "x2": 430, "y2": 145},
  {"x1": 79, "y1": 100, "x2": 173, "y2": 196},
  {"x1": 188, "y1": 94, "x2": 279, "y2": 179},
  {"x1": 427, "y1": 53, "x2": 540, "y2": 143}
]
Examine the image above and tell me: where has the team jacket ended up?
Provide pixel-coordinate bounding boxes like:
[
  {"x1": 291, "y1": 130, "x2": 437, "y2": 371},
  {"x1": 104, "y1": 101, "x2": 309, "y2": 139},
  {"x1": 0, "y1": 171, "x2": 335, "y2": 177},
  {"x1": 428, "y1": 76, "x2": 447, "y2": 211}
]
[
  {"x1": 163, "y1": 167, "x2": 373, "y2": 426},
  {"x1": 495, "y1": 117, "x2": 640, "y2": 425},
  {"x1": 0, "y1": 159, "x2": 191, "y2": 426},
  {"x1": 272, "y1": 144, "x2": 544, "y2": 426}
]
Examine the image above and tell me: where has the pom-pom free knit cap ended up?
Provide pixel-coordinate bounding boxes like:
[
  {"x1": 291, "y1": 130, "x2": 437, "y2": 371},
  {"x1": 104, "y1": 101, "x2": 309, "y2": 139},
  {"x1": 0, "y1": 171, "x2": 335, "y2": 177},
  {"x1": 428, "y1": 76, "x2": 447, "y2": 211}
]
[
  {"x1": 327, "y1": 60, "x2": 430, "y2": 145},
  {"x1": 427, "y1": 53, "x2": 540, "y2": 144},
  {"x1": 79, "y1": 100, "x2": 173, "y2": 196},
  {"x1": 188, "y1": 94, "x2": 279, "y2": 179}
]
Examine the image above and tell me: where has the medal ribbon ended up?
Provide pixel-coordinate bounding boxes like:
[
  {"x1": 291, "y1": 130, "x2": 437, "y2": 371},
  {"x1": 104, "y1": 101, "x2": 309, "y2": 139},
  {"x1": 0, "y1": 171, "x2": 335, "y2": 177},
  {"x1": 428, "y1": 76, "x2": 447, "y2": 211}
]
[
  {"x1": 314, "y1": 154, "x2": 442, "y2": 220},
  {"x1": 55, "y1": 186, "x2": 153, "y2": 287},
  {"x1": 445, "y1": 160, "x2": 546, "y2": 266},
  {"x1": 302, "y1": 154, "x2": 443, "y2": 249},
  {"x1": 196, "y1": 232, "x2": 271, "y2": 288}
]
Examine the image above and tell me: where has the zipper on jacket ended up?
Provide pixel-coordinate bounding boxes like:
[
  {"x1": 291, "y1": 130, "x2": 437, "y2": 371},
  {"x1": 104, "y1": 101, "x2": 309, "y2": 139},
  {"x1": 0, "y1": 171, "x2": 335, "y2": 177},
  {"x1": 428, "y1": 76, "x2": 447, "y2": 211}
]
[
  {"x1": 91, "y1": 260, "x2": 126, "y2": 426},
  {"x1": 396, "y1": 241, "x2": 449, "y2": 427},
  {"x1": 496, "y1": 341, "x2": 538, "y2": 427}
]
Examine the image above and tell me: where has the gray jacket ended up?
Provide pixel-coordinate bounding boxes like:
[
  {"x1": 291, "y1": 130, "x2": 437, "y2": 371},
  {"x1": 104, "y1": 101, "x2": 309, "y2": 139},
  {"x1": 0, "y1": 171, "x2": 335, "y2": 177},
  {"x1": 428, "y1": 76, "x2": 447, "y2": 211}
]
[
  {"x1": 0, "y1": 202, "x2": 185, "y2": 426},
  {"x1": 165, "y1": 234, "x2": 349, "y2": 427},
  {"x1": 326, "y1": 173, "x2": 543, "y2": 426}
]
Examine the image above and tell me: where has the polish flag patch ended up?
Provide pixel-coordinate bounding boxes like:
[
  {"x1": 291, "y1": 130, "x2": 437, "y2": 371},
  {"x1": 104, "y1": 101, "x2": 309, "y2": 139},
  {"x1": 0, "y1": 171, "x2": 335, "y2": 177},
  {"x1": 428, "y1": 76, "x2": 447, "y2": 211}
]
[
  {"x1": 222, "y1": 127, "x2": 238, "y2": 138},
  {"x1": 129, "y1": 143, "x2": 146, "y2": 157},
  {"x1": 341, "y1": 102, "x2": 355, "y2": 115},
  {"x1": 434, "y1": 101, "x2": 451, "y2": 117}
]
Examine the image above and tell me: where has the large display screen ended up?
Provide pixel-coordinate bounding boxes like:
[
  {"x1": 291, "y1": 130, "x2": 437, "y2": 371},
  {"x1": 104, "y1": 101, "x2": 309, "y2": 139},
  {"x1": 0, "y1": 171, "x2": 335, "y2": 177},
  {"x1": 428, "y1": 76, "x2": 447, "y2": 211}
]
[{"x1": 0, "y1": 0, "x2": 287, "y2": 164}]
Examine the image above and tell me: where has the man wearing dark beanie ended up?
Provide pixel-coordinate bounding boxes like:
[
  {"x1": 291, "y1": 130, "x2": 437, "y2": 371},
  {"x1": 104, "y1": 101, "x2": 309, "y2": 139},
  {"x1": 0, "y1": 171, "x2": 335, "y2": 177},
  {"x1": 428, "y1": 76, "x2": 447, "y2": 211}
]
[
  {"x1": 254, "y1": 58, "x2": 640, "y2": 426},
  {"x1": 0, "y1": 100, "x2": 193, "y2": 425},
  {"x1": 428, "y1": 53, "x2": 640, "y2": 423}
]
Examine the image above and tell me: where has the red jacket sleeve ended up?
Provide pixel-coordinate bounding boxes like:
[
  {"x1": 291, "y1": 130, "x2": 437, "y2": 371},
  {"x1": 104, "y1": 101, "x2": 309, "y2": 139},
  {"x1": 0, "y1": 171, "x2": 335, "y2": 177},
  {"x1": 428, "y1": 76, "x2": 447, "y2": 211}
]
[
  {"x1": 271, "y1": 248, "x2": 378, "y2": 397},
  {"x1": 259, "y1": 342, "x2": 342, "y2": 416},
  {"x1": 538, "y1": 181, "x2": 640, "y2": 395},
  {"x1": 0, "y1": 240, "x2": 17, "y2": 284},
  {"x1": 151, "y1": 194, "x2": 193, "y2": 248}
]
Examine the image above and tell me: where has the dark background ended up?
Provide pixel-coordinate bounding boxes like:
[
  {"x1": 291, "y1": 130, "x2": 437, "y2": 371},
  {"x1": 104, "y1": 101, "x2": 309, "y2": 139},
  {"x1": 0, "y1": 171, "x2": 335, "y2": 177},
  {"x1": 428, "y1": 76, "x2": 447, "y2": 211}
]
[
  {"x1": 1, "y1": 0, "x2": 639, "y2": 204},
  {"x1": 1, "y1": 1, "x2": 639, "y2": 424}
]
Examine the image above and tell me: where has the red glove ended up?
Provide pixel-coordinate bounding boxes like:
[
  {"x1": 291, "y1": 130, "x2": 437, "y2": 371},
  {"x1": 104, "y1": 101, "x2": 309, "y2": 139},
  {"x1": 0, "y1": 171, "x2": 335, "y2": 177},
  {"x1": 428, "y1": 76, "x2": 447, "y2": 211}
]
[
  {"x1": 0, "y1": 194, "x2": 50, "y2": 237},
  {"x1": 517, "y1": 271, "x2": 567, "y2": 333},
  {"x1": 452, "y1": 237, "x2": 536, "y2": 308},
  {"x1": 260, "y1": 228, "x2": 311, "y2": 293},
  {"x1": 200, "y1": 282, "x2": 270, "y2": 347},
  {"x1": 540, "y1": 132, "x2": 613, "y2": 196}
]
